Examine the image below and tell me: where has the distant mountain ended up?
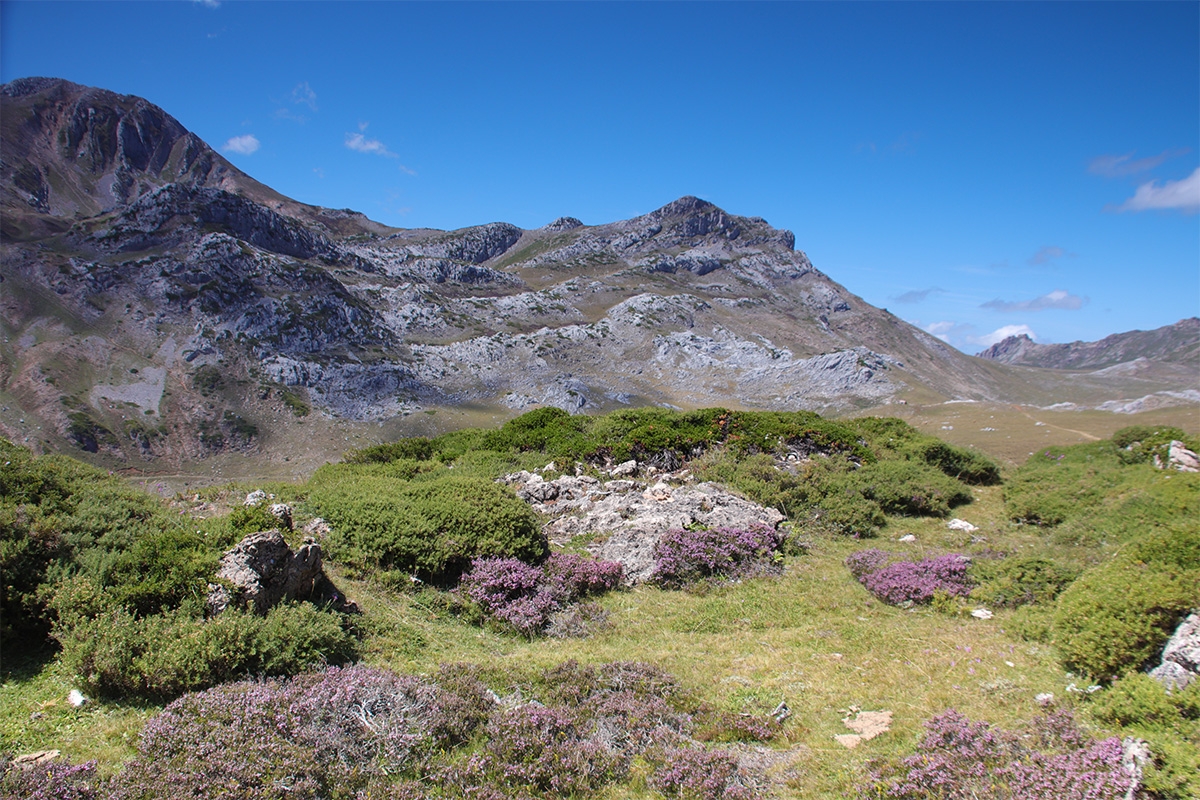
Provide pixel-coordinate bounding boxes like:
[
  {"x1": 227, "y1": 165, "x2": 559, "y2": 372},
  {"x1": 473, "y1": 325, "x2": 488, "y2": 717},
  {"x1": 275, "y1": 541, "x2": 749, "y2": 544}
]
[
  {"x1": 975, "y1": 318, "x2": 1200, "y2": 370},
  {"x1": 2, "y1": 78, "x2": 1195, "y2": 465}
]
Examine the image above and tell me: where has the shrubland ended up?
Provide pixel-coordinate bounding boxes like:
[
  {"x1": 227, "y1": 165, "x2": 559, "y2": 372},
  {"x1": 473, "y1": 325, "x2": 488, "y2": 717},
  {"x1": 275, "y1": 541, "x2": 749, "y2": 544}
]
[{"x1": 2, "y1": 410, "x2": 1197, "y2": 799}]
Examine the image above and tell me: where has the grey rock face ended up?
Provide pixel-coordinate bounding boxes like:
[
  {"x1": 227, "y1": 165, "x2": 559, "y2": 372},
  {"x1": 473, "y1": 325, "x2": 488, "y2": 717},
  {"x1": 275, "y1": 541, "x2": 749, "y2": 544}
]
[
  {"x1": 1149, "y1": 612, "x2": 1200, "y2": 690},
  {"x1": 207, "y1": 530, "x2": 325, "y2": 615},
  {"x1": 502, "y1": 471, "x2": 784, "y2": 584}
]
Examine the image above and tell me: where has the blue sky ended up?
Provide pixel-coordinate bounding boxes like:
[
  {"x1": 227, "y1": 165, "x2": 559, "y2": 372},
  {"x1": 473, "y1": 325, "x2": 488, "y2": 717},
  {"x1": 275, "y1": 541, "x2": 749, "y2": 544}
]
[{"x1": 3, "y1": 1, "x2": 1197, "y2": 353}]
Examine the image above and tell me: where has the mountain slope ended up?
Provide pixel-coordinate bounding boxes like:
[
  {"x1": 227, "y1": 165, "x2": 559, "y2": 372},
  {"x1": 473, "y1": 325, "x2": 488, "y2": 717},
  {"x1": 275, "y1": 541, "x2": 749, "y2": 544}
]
[
  {"x1": 975, "y1": 318, "x2": 1200, "y2": 370},
  {"x1": 2, "y1": 78, "x2": 1195, "y2": 466}
]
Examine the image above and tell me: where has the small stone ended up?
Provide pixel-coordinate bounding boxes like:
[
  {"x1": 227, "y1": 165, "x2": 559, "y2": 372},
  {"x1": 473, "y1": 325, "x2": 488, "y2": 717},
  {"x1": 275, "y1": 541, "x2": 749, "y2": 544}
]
[
  {"x1": 1035, "y1": 692, "x2": 1055, "y2": 707},
  {"x1": 898, "y1": 534, "x2": 916, "y2": 542},
  {"x1": 948, "y1": 518, "x2": 978, "y2": 532},
  {"x1": 67, "y1": 689, "x2": 87, "y2": 707},
  {"x1": 243, "y1": 489, "x2": 268, "y2": 507},
  {"x1": 610, "y1": 459, "x2": 638, "y2": 477},
  {"x1": 13, "y1": 750, "x2": 60, "y2": 767},
  {"x1": 971, "y1": 608, "x2": 994, "y2": 620}
]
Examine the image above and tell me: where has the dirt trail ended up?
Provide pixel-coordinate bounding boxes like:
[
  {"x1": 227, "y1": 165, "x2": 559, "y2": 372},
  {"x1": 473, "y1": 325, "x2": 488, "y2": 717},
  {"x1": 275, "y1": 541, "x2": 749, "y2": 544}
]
[{"x1": 1011, "y1": 405, "x2": 1100, "y2": 441}]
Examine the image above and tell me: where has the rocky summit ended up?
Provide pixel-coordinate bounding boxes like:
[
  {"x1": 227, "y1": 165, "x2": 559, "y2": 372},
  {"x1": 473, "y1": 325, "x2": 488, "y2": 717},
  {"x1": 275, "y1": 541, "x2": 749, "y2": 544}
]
[{"x1": 2, "y1": 78, "x2": 1196, "y2": 466}]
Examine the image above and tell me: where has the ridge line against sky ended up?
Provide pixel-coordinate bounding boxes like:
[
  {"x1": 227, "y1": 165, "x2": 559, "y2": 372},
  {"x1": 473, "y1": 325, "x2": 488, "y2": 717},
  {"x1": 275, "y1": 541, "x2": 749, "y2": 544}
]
[{"x1": 2, "y1": 0, "x2": 1197, "y2": 352}]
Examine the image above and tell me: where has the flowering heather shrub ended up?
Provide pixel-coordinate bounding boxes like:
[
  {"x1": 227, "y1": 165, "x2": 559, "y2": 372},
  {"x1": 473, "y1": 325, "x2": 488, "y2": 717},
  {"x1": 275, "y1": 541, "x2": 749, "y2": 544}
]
[
  {"x1": 845, "y1": 548, "x2": 893, "y2": 580},
  {"x1": 543, "y1": 552, "x2": 623, "y2": 599},
  {"x1": 112, "y1": 665, "x2": 496, "y2": 799},
  {"x1": 0, "y1": 758, "x2": 102, "y2": 800},
  {"x1": 650, "y1": 746, "x2": 756, "y2": 800},
  {"x1": 459, "y1": 556, "x2": 559, "y2": 637},
  {"x1": 650, "y1": 525, "x2": 785, "y2": 589},
  {"x1": 864, "y1": 709, "x2": 1132, "y2": 800},
  {"x1": 453, "y1": 704, "x2": 621, "y2": 796},
  {"x1": 459, "y1": 554, "x2": 622, "y2": 637},
  {"x1": 857, "y1": 553, "x2": 973, "y2": 606}
]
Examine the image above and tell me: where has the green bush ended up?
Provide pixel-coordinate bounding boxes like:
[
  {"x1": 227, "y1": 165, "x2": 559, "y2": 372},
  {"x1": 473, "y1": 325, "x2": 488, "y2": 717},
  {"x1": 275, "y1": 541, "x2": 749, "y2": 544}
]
[
  {"x1": 850, "y1": 417, "x2": 1000, "y2": 484},
  {"x1": 343, "y1": 436, "x2": 435, "y2": 464},
  {"x1": 1112, "y1": 425, "x2": 1200, "y2": 466},
  {"x1": 56, "y1": 603, "x2": 357, "y2": 700},
  {"x1": 1, "y1": 440, "x2": 213, "y2": 646},
  {"x1": 228, "y1": 503, "x2": 282, "y2": 535},
  {"x1": 969, "y1": 557, "x2": 1080, "y2": 608},
  {"x1": 1052, "y1": 530, "x2": 1199, "y2": 682},
  {"x1": 310, "y1": 471, "x2": 546, "y2": 582},
  {"x1": 830, "y1": 460, "x2": 972, "y2": 518},
  {"x1": 1088, "y1": 674, "x2": 1200, "y2": 799}
]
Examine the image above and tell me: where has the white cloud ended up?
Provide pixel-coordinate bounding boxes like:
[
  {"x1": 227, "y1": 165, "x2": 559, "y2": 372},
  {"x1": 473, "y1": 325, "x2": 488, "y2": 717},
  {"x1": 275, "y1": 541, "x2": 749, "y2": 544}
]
[
  {"x1": 193, "y1": 0, "x2": 220, "y2": 7},
  {"x1": 345, "y1": 132, "x2": 396, "y2": 157},
  {"x1": 291, "y1": 82, "x2": 318, "y2": 111},
  {"x1": 1027, "y1": 245, "x2": 1075, "y2": 266},
  {"x1": 221, "y1": 134, "x2": 259, "y2": 155},
  {"x1": 1088, "y1": 150, "x2": 1182, "y2": 178},
  {"x1": 969, "y1": 324, "x2": 1037, "y2": 348},
  {"x1": 1115, "y1": 167, "x2": 1200, "y2": 212},
  {"x1": 894, "y1": 287, "x2": 941, "y2": 304},
  {"x1": 923, "y1": 321, "x2": 957, "y2": 342},
  {"x1": 981, "y1": 289, "x2": 1086, "y2": 313}
]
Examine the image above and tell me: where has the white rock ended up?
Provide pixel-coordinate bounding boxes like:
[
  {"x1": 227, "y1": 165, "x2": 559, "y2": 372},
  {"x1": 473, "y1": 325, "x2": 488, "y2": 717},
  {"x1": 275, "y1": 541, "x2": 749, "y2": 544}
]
[
  {"x1": 971, "y1": 608, "x2": 994, "y2": 620},
  {"x1": 1035, "y1": 692, "x2": 1055, "y2": 707},
  {"x1": 1166, "y1": 441, "x2": 1199, "y2": 473},
  {"x1": 898, "y1": 534, "x2": 916, "y2": 542},
  {"x1": 244, "y1": 490, "x2": 269, "y2": 507},
  {"x1": 67, "y1": 689, "x2": 87, "y2": 707},
  {"x1": 948, "y1": 518, "x2": 978, "y2": 532},
  {"x1": 610, "y1": 459, "x2": 638, "y2": 477}
]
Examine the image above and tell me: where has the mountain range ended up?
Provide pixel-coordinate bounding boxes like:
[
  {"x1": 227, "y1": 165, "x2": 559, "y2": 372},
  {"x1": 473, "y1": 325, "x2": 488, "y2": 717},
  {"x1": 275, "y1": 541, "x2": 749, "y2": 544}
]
[{"x1": 2, "y1": 77, "x2": 1196, "y2": 466}]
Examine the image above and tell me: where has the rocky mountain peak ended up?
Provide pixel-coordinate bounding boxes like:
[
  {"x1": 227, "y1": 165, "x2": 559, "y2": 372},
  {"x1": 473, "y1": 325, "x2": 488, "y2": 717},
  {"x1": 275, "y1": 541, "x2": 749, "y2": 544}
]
[
  {"x1": 1, "y1": 76, "x2": 240, "y2": 220},
  {"x1": 975, "y1": 334, "x2": 1036, "y2": 362}
]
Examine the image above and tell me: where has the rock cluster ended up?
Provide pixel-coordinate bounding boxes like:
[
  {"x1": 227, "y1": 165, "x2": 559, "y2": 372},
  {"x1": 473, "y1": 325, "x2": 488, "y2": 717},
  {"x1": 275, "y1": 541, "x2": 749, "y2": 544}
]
[
  {"x1": 206, "y1": 530, "x2": 353, "y2": 615},
  {"x1": 502, "y1": 465, "x2": 784, "y2": 584},
  {"x1": 1149, "y1": 612, "x2": 1200, "y2": 690}
]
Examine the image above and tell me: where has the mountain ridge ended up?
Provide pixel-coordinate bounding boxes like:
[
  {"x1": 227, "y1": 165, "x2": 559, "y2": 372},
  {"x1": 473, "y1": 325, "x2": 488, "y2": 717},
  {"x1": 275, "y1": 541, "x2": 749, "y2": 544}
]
[
  {"x1": 975, "y1": 318, "x2": 1200, "y2": 370},
  {"x1": 2, "y1": 77, "x2": 1195, "y2": 467}
]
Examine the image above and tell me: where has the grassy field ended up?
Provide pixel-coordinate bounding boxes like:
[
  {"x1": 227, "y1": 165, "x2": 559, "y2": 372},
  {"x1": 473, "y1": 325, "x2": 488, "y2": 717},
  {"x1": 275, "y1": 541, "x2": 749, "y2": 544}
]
[{"x1": 2, "y1": 402, "x2": 1196, "y2": 798}]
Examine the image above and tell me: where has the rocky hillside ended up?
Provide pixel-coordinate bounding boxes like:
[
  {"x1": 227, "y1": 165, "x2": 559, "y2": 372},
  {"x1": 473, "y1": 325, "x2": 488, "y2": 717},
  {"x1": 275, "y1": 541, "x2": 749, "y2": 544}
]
[
  {"x1": 2, "y1": 78, "x2": 1195, "y2": 467},
  {"x1": 976, "y1": 318, "x2": 1200, "y2": 370}
]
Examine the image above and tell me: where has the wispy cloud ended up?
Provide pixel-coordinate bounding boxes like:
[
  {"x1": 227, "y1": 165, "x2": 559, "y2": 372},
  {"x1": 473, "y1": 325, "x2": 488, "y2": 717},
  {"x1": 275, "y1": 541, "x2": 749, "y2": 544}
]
[
  {"x1": 969, "y1": 324, "x2": 1037, "y2": 348},
  {"x1": 291, "y1": 82, "x2": 318, "y2": 111},
  {"x1": 894, "y1": 287, "x2": 941, "y2": 304},
  {"x1": 1027, "y1": 245, "x2": 1075, "y2": 266},
  {"x1": 1088, "y1": 149, "x2": 1186, "y2": 178},
  {"x1": 345, "y1": 132, "x2": 395, "y2": 156},
  {"x1": 981, "y1": 289, "x2": 1085, "y2": 313},
  {"x1": 193, "y1": 0, "x2": 220, "y2": 8},
  {"x1": 1113, "y1": 167, "x2": 1200, "y2": 213},
  {"x1": 221, "y1": 134, "x2": 259, "y2": 155}
]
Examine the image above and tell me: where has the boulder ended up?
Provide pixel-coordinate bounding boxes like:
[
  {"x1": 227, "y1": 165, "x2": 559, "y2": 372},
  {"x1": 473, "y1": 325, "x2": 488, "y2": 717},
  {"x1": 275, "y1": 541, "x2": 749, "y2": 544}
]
[
  {"x1": 1167, "y1": 441, "x2": 1199, "y2": 472},
  {"x1": 504, "y1": 471, "x2": 784, "y2": 584},
  {"x1": 1149, "y1": 612, "x2": 1200, "y2": 690},
  {"x1": 207, "y1": 530, "x2": 349, "y2": 615}
]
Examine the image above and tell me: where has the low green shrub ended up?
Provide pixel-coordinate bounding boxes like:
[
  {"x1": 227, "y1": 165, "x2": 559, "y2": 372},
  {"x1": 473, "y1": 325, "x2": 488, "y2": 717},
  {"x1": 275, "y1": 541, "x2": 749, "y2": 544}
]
[
  {"x1": 850, "y1": 416, "x2": 1001, "y2": 484},
  {"x1": 970, "y1": 557, "x2": 1080, "y2": 609},
  {"x1": 831, "y1": 460, "x2": 972, "y2": 518},
  {"x1": 343, "y1": 436, "x2": 435, "y2": 464},
  {"x1": 56, "y1": 603, "x2": 357, "y2": 700},
  {"x1": 1088, "y1": 674, "x2": 1200, "y2": 799},
  {"x1": 311, "y1": 472, "x2": 546, "y2": 582},
  {"x1": 1052, "y1": 530, "x2": 1199, "y2": 682},
  {"x1": 1112, "y1": 425, "x2": 1200, "y2": 466}
]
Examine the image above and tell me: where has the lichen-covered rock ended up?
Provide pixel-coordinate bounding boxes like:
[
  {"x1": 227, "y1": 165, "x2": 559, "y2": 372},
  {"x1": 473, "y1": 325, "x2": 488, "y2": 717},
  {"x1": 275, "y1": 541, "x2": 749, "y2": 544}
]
[
  {"x1": 207, "y1": 530, "x2": 342, "y2": 615},
  {"x1": 1149, "y1": 612, "x2": 1200, "y2": 690},
  {"x1": 503, "y1": 471, "x2": 784, "y2": 584}
]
